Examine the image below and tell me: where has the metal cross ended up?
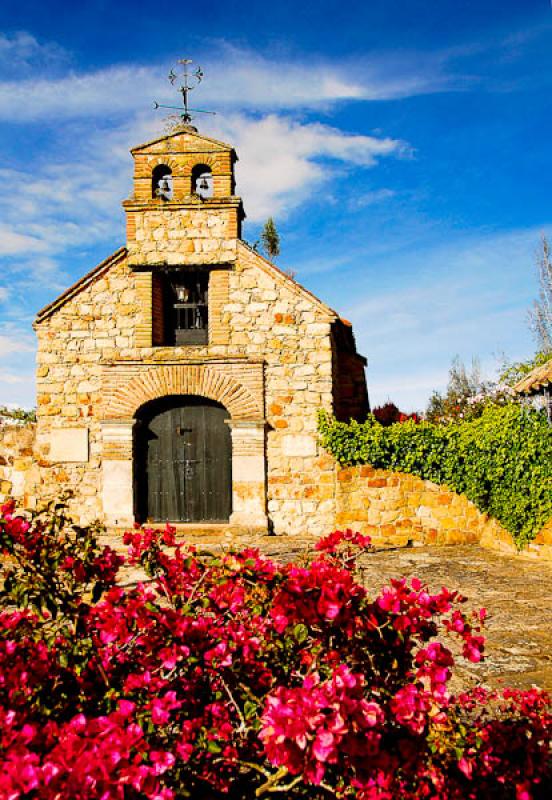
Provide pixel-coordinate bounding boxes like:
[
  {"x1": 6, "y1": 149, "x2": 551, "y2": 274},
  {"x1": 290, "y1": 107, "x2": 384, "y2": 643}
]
[{"x1": 153, "y1": 58, "x2": 215, "y2": 124}]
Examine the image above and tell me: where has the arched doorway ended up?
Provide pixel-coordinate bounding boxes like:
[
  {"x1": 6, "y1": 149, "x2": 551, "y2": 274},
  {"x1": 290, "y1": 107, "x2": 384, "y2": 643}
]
[{"x1": 134, "y1": 395, "x2": 232, "y2": 523}]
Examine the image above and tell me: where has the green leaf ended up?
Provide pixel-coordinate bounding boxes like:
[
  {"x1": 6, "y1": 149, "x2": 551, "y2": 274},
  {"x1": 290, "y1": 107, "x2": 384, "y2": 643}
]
[
  {"x1": 244, "y1": 700, "x2": 257, "y2": 719},
  {"x1": 293, "y1": 623, "x2": 309, "y2": 643}
]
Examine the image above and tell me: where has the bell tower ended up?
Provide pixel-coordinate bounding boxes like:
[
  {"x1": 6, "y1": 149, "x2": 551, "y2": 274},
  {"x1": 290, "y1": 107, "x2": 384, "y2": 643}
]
[
  {"x1": 121, "y1": 60, "x2": 246, "y2": 349},
  {"x1": 123, "y1": 126, "x2": 243, "y2": 268},
  {"x1": 123, "y1": 59, "x2": 243, "y2": 269}
]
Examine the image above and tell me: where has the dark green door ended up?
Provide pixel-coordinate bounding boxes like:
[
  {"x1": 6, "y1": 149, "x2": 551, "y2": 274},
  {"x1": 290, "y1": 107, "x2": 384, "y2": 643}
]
[{"x1": 135, "y1": 396, "x2": 232, "y2": 523}]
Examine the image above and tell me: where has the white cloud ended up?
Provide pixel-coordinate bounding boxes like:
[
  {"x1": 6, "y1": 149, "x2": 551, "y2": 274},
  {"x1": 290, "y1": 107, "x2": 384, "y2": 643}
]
[
  {"x1": 0, "y1": 31, "x2": 68, "y2": 77},
  {"x1": 210, "y1": 114, "x2": 404, "y2": 221},
  {"x1": 0, "y1": 116, "x2": 147, "y2": 265},
  {"x1": 0, "y1": 42, "x2": 454, "y2": 123},
  {"x1": 0, "y1": 66, "x2": 159, "y2": 122},
  {"x1": 202, "y1": 46, "x2": 439, "y2": 107},
  {"x1": 0, "y1": 287, "x2": 8, "y2": 302},
  {"x1": 0, "y1": 107, "x2": 404, "y2": 262},
  {"x1": 0, "y1": 224, "x2": 49, "y2": 256},
  {"x1": 348, "y1": 189, "x2": 396, "y2": 210},
  {"x1": 0, "y1": 371, "x2": 27, "y2": 385},
  {"x1": 0, "y1": 334, "x2": 35, "y2": 357},
  {"x1": 0, "y1": 38, "x2": 417, "y2": 265}
]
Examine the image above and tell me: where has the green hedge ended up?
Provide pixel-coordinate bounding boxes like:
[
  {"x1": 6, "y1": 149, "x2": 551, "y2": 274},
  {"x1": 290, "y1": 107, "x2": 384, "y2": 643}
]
[{"x1": 318, "y1": 405, "x2": 552, "y2": 547}]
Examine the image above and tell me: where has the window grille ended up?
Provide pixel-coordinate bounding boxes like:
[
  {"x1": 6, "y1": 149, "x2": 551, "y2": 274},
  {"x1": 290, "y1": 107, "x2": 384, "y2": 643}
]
[{"x1": 169, "y1": 271, "x2": 208, "y2": 345}]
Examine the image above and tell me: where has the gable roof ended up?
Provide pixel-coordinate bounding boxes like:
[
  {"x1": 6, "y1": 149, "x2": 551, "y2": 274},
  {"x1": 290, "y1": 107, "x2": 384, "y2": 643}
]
[
  {"x1": 131, "y1": 128, "x2": 235, "y2": 155},
  {"x1": 237, "y1": 240, "x2": 338, "y2": 320},
  {"x1": 514, "y1": 357, "x2": 552, "y2": 395},
  {"x1": 34, "y1": 247, "x2": 127, "y2": 325}
]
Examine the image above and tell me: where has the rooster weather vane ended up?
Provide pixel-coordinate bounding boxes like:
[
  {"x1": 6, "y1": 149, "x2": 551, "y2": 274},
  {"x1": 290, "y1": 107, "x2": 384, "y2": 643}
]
[{"x1": 153, "y1": 59, "x2": 216, "y2": 125}]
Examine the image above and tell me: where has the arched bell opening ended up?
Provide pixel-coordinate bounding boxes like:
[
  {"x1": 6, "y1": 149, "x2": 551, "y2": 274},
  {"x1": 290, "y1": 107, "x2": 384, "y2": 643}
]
[
  {"x1": 191, "y1": 164, "x2": 213, "y2": 199},
  {"x1": 152, "y1": 164, "x2": 173, "y2": 200},
  {"x1": 134, "y1": 395, "x2": 232, "y2": 523}
]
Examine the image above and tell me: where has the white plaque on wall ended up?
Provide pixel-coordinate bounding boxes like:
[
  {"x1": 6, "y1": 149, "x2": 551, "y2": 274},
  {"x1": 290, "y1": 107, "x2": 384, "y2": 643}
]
[
  {"x1": 281, "y1": 434, "x2": 317, "y2": 457},
  {"x1": 50, "y1": 428, "x2": 89, "y2": 462}
]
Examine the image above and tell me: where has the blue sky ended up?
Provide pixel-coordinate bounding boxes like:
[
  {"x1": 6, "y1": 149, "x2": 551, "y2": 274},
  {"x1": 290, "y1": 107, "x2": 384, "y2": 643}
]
[{"x1": 1, "y1": 0, "x2": 551, "y2": 411}]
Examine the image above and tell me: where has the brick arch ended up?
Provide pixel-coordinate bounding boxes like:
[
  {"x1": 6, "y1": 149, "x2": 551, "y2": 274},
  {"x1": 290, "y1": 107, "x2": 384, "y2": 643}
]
[
  {"x1": 147, "y1": 156, "x2": 180, "y2": 173},
  {"x1": 106, "y1": 365, "x2": 263, "y2": 421},
  {"x1": 184, "y1": 155, "x2": 217, "y2": 175}
]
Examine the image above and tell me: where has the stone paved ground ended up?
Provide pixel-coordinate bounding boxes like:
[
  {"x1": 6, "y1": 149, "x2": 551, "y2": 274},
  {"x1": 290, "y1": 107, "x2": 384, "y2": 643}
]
[
  {"x1": 115, "y1": 534, "x2": 552, "y2": 693},
  {"x1": 354, "y1": 545, "x2": 552, "y2": 693}
]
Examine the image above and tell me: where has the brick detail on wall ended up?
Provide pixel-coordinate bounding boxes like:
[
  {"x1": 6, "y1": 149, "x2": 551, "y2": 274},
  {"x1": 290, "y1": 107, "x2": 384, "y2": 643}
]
[
  {"x1": 209, "y1": 269, "x2": 230, "y2": 345},
  {"x1": 101, "y1": 420, "x2": 134, "y2": 461},
  {"x1": 101, "y1": 361, "x2": 264, "y2": 421},
  {"x1": 134, "y1": 270, "x2": 153, "y2": 347},
  {"x1": 132, "y1": 145, "x2": 234, "y2": 202},
  {"x1": 126, "y1": 212, "x2": 136, "y2": 241}
]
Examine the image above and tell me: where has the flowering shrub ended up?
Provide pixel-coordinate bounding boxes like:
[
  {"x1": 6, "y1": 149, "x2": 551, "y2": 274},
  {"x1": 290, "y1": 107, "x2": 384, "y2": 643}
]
[
  {"x1": 1, "y1": 501, "x2": 550, "y2": 798},
  {"x1": 464, "y1": 382, "x2": 518, "y2": 417},
  {"x1": 372, "y1": 403, "x2": 420, "y2": 426}
]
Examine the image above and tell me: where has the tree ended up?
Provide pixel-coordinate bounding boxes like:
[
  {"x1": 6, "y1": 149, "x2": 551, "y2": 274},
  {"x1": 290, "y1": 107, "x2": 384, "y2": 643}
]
[
  {"x1": 260, "y1": 217, "x2": 280, "y2": 259},
  {"x1": 498, "y1": 350, "x2": 551, "y2": 388},
  {"x1": 529, "y1": 235, "x2": 552, "y2": 353},
  {"x1": 425, "y1": 356, "x2": 489, "y2": 423},
  {"x1": 0, "y1": 405, "x2": 36, "y2": 424}
]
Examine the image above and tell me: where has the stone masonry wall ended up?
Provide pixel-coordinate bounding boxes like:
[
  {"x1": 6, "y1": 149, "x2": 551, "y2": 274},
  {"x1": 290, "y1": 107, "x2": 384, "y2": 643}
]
[
  {"x1": 0, "y1": 423, "x2": 37, "y2": 510},
  {"x1": 34, "y1": 251, "x2": 144, "y2": 523},
  {"x1": 334, "y1": 465, "x2": 519, "y2": 554},
  {"x1": 33, "y1": 125, "x2": 363, "y2": 531},
  {"x1": 233, "y1": 244, "x2": 338, "y2": 536},
  {"x1": 126, "y1": 203, "x2": 239, "y2": 267}
]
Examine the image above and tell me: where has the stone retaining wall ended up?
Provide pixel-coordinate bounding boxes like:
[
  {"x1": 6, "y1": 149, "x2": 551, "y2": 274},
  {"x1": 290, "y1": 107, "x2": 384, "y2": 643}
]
[
  {"x1": 0, "y1": 423, "x2": 37, "y2": 510},
  {"x1": 333, "y1": 465, "x2": 548, "y2": 560}
]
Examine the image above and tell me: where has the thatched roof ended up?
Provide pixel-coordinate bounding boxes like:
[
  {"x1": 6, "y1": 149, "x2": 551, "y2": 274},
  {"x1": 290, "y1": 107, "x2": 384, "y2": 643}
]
[{"x1": 513, "y1": 357, "x2": 552, "y2": 395}]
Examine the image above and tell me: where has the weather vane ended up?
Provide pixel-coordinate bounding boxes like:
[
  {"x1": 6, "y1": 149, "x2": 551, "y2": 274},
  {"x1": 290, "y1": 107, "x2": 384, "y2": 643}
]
[{"x1": 153, "y1": 58, "x2": 216, "y2": 125}]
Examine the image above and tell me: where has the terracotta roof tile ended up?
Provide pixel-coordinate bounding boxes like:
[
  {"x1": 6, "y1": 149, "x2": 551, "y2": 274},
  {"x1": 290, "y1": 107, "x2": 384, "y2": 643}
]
[{"x1": 513, "y1": 357, "x2": 552, "y2": 394}]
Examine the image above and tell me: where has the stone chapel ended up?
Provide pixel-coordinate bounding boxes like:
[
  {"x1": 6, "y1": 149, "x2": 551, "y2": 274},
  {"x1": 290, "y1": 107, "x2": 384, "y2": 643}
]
[{"x1": 33, "y1": 125, "x2": 368, "y2": 535}]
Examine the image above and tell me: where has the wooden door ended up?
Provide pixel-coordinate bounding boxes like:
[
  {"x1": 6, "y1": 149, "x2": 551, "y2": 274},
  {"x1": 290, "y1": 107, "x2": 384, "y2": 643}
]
[{"x1": 135, "y1": 396, "x2": 232, "y2": 523}]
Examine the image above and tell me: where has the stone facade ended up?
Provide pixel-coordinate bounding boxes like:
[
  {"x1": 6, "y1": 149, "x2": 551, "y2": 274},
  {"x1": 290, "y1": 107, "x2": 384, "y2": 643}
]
[{"x1": 33, "y1": 126, "x2": 368, "y2": 533}]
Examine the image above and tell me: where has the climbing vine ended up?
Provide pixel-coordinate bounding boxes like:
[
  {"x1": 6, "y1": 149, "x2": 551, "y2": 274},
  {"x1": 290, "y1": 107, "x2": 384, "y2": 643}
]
[{"x1": 318, "y1": 405, "x2": 552, "y2": 546}]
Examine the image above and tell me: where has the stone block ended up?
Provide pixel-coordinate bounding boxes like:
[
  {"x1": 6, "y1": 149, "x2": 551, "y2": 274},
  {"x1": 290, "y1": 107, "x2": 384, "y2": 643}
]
[
  {"x1": 337, "y1": 468, "x2": 353, "y2": 482},
  {"x1": 281, "y1": 435, "x2": 317, "y2": 457},
  {"x1": 102, "y1": 460, "x2": 134, "y2": 527},
  {"x1": 50, "y1": 428, "x2": 89, "y2": 462},
  {"x1": 366, "y1": 478, "x2": 387, "y2": 488}
]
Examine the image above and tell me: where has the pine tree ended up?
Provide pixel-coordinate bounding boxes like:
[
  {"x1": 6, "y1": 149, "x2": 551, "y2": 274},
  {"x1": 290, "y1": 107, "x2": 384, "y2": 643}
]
[{"x1": 260, "y1": 218, "x2": 280, "y2": 259}]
